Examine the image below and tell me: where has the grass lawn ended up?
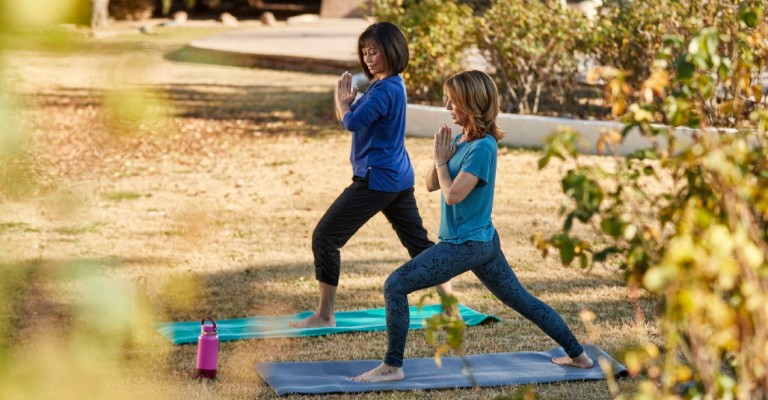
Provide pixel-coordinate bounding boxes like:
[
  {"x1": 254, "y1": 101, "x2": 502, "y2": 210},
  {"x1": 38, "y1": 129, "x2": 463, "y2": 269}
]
[{"x1": 0, "y1": 22, "x2": 655, "y2": 399}]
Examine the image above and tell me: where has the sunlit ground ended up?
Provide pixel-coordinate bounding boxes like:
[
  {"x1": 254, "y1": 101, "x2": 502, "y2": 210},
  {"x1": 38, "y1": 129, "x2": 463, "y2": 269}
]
[{"x1": 0, "y1": 8, "x2": 654, "y2": 399}]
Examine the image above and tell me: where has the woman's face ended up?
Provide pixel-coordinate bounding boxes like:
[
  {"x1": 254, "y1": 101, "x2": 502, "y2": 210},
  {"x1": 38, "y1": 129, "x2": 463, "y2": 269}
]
[
  {"x1": 445, "y1": 94, "x2": 469, "y2": 127},
  {"x1": 362, "y1": 44, "x2": 387, "y2": 79}
]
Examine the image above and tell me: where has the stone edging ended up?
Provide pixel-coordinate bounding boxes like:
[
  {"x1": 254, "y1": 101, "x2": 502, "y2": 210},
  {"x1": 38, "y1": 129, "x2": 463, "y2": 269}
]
[{"x1": 406, "y1": 104, "x2": 698, "y2": 156}]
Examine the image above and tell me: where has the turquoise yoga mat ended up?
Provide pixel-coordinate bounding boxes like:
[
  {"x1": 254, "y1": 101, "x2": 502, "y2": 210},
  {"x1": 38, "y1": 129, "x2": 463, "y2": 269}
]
[
  {"x1": 156, "y1": 304, "x2": 499, "y2": 345},
  {"x1": 256, "y1": 344, "x2": 628, "y2": 396}
]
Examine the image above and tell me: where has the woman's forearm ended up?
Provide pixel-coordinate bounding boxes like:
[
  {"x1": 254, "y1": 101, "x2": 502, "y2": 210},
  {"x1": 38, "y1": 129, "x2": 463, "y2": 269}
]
[
  {"x1": 425, "y1": 163, "x2": 440, "y2": 192},
  {"x1": 336, "y1": 103, "x2": 350, "y2": 122},
  {"x1": 435, "y1": 164, "x2": 454, "y2": 200},
  {"x1": 437, "y1": 169, "x2": 478, "y2": 205}
]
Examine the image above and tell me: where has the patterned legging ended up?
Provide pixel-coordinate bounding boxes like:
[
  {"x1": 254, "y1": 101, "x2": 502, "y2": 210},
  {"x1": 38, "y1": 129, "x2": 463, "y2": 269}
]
[{"x1": 382, "y1": 231, "x2": 584, "y2": 368}]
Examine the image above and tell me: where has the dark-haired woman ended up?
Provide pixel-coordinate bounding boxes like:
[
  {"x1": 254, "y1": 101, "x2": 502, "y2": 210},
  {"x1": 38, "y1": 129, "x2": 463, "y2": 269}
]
[
  {"x1": 291, "y1": 22, "x2": 453, "y2": 328},
  {"x1": 352, "y1": 70, "x2": 593, "y2": 382}
]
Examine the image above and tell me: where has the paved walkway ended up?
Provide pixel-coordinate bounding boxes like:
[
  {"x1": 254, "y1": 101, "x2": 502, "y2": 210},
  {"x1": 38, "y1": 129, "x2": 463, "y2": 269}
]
[{"x1": 182, "y1": 18, "x2": 369, "y2": 73}]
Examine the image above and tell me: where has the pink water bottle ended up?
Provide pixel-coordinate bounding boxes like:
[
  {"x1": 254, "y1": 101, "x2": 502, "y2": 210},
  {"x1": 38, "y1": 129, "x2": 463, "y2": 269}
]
[{"x1": 195, "y1": 316, "x2": 218, "y2": 379}]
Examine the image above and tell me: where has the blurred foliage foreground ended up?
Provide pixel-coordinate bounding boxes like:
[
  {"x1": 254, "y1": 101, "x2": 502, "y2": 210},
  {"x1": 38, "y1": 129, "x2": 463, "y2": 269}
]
[
  {"x1": 3, "y1": 1, "x2": 768, "y2": 399},
  {"x1": 534, "y1": 5, "x2": 768, "y2": 400}
]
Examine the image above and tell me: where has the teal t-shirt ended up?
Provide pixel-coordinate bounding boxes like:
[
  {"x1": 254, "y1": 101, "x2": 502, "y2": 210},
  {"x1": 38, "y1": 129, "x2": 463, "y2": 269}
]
[{"x1": 438, "y1": 133, "x2": 497, "y2": 244}]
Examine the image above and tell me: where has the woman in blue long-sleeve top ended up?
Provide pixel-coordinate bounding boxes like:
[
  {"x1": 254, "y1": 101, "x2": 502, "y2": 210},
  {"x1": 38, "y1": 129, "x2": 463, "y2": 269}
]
[
  {"x1": 352, "y1": 70, "x2": 594, "y2": 382},
  {"x1": 291, "y1": 22, "x2": 453, "y2": 328}
]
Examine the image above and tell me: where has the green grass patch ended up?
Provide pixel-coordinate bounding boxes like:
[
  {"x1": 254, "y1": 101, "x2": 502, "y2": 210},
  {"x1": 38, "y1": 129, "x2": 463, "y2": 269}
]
[
  {"x1": 265, "y1": 160, "x2": 295, "y2": 167},
  {"x1": 0, "y1": 222, "x2": 29, "y2": 235},
  {"x1": 0, "y1": 260, "x2": 38, "y2": 349},
  {"x1": 54, "y1": 222, "x2": 102, "y2": 235},
  {"x1": 101, "y1": 191, "x2": 143, "y2": 202}
]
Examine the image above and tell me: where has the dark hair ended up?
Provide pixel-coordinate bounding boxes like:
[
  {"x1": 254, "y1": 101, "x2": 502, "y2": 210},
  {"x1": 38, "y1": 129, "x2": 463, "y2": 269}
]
[
  {"x1": 357, "y1": 22, "x2": 409, "y2": 80},
  {"x1": 443, "y1": 70, "x2": 505, "y2": 142}
]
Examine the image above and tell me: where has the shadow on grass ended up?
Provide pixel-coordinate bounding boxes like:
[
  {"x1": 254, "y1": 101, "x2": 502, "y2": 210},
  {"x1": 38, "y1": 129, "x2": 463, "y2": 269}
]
[
  {"x1": 164, "y1": 46, "x2": 358, "y2": 75},
  {"x1": 163, "y1": 83, "x2": 334, "y2": 125},
  {"x1": 25, "y1": 83, "x2": 336, "y2": 135},
  {"x1": 147, "y1": 259, "x2": 648, "y2": 327},
  {"x1": 1, "y1": 254, "x2": 647, "y2": 333}
]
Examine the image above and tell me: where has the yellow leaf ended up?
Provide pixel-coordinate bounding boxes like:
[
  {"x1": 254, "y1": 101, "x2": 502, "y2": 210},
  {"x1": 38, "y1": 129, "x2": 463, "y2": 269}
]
[
  {"x1": 596, "y1": 137, "x2": 606, "y2": 155},
  {"x1": 634, "y1": 109, "x2": 654, "y2": 122},
  {"x1": 586, "y1": 66, "x2": 602, "y2": 85},
  {"x1": 740, "y1": 76, "x2": 751, "y2": 91},
  {"x1": 718, "y1": 100, "x2": 734, "y2": 115},
  {"x1": 612, "y1": 99, "x2": 626, "y2": 116},
  {"x1": 579, "y1": 309, "x2": 596, "y2": 324},
  {"x1": 753, "y1": 84, "x2": 763, "y2": 102},
  {"x1": 642, "y1": 87, "x2": 654, "y2": 103},
  {"x1": 641, "y1": 69, "x2": 669, "y2": 102},
  {"x1": 674, "y1": 365, "x2": 693, "y2": 382}
]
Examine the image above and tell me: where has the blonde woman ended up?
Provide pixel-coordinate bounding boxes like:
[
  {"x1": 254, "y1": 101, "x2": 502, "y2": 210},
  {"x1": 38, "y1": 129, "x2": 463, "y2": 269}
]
[{"x1": 353, "y1": 70, "x2": 593, "y2": 382}]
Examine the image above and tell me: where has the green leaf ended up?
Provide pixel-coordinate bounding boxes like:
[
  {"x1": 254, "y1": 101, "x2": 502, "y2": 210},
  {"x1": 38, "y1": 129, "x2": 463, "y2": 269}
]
[
  {"x1": 578, "y1": 253, "x2": 589, "y2": 269},
  {"x1": 593, "y1": 246, "x2": 622, "y2": 263},
  {"x1": 662, "y1": 33, "x2": 685, "y2": 49},
  {"x1": 600, "y1": 216, "x2": 624, "y2": 237},
  {"x1": 538, "y1": 154, "x2": 552, "y2": 170},
  {"x1": 676, "y1": 56, "x2": 695, "y2": 81},
  {"x1": 739, "y1": 4, "x2": 760, "y2": 28},
  {"x1": 560, "y1": 238, "x2": 575, "y2": 266}
]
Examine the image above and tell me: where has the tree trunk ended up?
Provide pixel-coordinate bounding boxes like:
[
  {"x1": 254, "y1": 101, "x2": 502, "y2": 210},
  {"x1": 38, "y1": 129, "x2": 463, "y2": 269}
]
[{"x1": 92, "y1": 0, "x2": 110, "y2": 28}]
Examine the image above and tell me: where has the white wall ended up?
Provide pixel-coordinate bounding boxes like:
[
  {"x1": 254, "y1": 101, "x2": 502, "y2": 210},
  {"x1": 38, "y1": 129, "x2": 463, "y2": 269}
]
[{"x1": 405, "y1": 104, "x2": 697, "y2": 156}]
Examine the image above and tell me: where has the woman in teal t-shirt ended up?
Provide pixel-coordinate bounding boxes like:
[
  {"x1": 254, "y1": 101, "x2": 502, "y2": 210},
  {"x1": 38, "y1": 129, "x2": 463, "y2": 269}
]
[{"x1": 352, "y1": 70, "x2": 594, "y2": 382}]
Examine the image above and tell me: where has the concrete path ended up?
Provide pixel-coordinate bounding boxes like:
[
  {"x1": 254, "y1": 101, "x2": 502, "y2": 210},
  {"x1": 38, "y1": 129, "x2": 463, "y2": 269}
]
[{"x1": 183, "y1": 17, "x2": 369, "y2": 73}]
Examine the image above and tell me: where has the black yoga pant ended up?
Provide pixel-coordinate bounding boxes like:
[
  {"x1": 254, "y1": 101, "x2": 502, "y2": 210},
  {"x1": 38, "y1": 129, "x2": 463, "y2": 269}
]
[{"x1": 312, "y1": 179, "x2": 433, "y2": 286}]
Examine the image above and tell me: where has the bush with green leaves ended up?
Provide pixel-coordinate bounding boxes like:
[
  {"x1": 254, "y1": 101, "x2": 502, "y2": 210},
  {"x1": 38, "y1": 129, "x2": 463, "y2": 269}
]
[
  {"x1": 369, "y1": 0, "x2": 474, "y2": 104},
  {"x1": 537, "y1": 4, "x2": 768, "y2": 398},
  {"x1": 475, "y1": 0, "x2": 591, "y2": 114},
  {"x1": 108, "y1": 0, "x2": 155, "y2": 20},
  {"x1": 591, "y1": 0, "x2": 686, "y2": 90},
  {"x1": 593, "y1": 0, "x2": 767, "y2": 127}
]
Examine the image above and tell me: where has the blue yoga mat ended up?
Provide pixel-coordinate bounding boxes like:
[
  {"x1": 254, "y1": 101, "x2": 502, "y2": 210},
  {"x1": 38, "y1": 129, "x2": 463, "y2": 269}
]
[
  {"x1": 156, "y1": 304, "x2": 499, "y2": 345},
  {"x1": 255, "y1": 344, "x2": 628, "y2": 396}
]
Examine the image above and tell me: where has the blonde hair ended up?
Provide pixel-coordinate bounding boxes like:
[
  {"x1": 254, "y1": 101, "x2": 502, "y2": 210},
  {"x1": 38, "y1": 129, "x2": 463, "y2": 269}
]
[{"x1": 443, "y1": 70, "x2": 505, "y2": 142}]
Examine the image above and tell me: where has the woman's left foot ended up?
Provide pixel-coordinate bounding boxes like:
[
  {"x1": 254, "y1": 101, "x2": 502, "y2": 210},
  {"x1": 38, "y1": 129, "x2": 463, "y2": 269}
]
[
  {"x1": 351, "y1": 363, "x2": 404, "y2": 382},
  {"x1": 552, "y1": 351, "x2": 594, "y2": 368}
]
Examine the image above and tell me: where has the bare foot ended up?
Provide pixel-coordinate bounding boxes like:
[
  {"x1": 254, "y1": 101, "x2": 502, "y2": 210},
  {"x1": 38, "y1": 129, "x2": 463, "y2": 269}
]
[
  {"x1": 351, "y1": 363, "x2": 404, "y2": 382},
  {"x1": 552, "y1": 351, "x2": 594, "y2": 368},
  {"x1": 288, "y1": 313, "x2": 335, "y2": 328},
  {"x1": 442, "y1": 306, "x2": 462, "y2": 320}
]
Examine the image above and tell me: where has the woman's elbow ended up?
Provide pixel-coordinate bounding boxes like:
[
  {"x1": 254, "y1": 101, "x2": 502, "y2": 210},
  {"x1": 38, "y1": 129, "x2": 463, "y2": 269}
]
[
  {"x1": 443, "y1": 192, "x2": 465, "y2": 206},
  {"x1": 340, "y1": 116, "x2": 361, "y2": 131},
  {"x1": 341, "y1": 121, "x2": 359, "y2": 131}
]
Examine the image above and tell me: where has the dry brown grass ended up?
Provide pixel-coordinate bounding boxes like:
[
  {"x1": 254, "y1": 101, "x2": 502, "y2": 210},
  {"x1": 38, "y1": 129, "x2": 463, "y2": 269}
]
[{"x1": 0, "y1": 25, "x2": 656, "y2": 399}]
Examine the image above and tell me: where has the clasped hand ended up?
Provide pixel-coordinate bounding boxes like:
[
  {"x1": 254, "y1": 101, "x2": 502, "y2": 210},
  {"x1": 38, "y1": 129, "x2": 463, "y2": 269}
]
[
  {"x1": 336, "y1": 71, "x2": 357, "y2": 107},
  {"x1": 434, "y1": 125, "x2": 455, "y2": 167}
]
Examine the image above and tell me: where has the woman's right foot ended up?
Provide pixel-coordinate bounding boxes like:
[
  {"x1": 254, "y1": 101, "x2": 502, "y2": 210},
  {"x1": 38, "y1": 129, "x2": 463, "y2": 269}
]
[
  {"x1": 288, "y1": 313, "x2": 335, "y2": 328},
  {"x1": 351, "y1": 363, "x2": 404, "y2": 382},
  {"x1": 552, "y1": 351, "x2": 594, "y2": 368}
]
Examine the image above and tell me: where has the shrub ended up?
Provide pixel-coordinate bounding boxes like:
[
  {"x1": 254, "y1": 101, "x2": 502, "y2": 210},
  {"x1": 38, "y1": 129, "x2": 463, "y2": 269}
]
[
  {"x1": 538, "y1": 3, "x2": 768, "y2": 397},
  {"x1": 109, "y1": 0, "x2": 155, "y2": 20},
  {"x1": 476, "y1": 0, "x2": 592, "y2": 114},
  {"x1": 369, "y1": 0, "x2": 474, "y2": 104},
  {"x1": 592, "y1": 0, "x2": 767, "y2": 127}
]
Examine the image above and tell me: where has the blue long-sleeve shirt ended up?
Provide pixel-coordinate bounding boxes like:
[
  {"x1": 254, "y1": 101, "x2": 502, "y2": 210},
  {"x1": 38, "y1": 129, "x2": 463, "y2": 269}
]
[{"x1": 342, "y1": 74, "x2": 414, "y2": 192}]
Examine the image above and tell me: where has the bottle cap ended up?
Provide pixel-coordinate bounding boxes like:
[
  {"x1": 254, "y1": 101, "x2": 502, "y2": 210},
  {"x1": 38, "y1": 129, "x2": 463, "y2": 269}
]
[{"x1": 201, "y1": 316, "x2": 217, "y2": 334}]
